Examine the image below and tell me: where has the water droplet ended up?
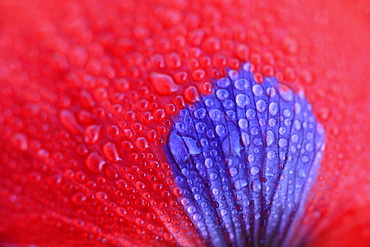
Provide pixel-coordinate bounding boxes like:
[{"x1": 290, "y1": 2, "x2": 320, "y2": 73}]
[
  {"x1": 203, "y1": 37, "x2": 221, "y2": 53},
  {"x1": 121, "y1": 141, "x2": 134, "y2": 150},
  {"x1": 246, "y1": 109, "x2": 256, "y2": 120},
  {"x1": 80, "y1": 91, "x2": 95, "y2": 108},
  {"x1": 96, "y1": 191, "x2": 108, "y2": 201},
  {"x1": 266, "y1": 87, "x2": 277, "y2": 98},
  {"x1": 269, "y1": 119, "x2": 277, "y2": 127},
  {"x1": 204, "y1": 158, "x2": 213, "y2": 168},
  {"x1": 267, "y1": 151, "x2": 276, "y2": 160},
  {"x1": 217, "y1": 78, "x2": 231, "y2": 88},
  {"x1": 238, "y1": 119, "x2": 248, "y2": 130},
  {"x1": 72, "y1": 192, "x2": 87, "y2": 204},
  {"x1": 234, "y1": 79, "x2": 249, "y2": 91},
  {"x1": 78, "y1": 110, "x2": 96, "y2": 124},
  {"x1": 116, "y1": 207, "x2": 127, "y2": 216},
  {"x1": 220, "y1": 209, "x2": 228, "y2": 216},
  {"x1": 250, "y1": 166, "x2": 259, "y2": 176},
  {"x1": 193, "y1": 213, "x2": 202, "y2": 221},
  {"x1": 154, "y1": 108, "x2": 165, "y2": 123},
  {"x1": 165, "y1": 103, "x2": 177, "y2": 115},
  {"x1": 229, "y1": 167, "x2": 238, "y2": 177},
  {"x1": 11, "y1": 133, "x2": 28, "y2": 151},
  {"x1": 278, "y1": 139, "x2": 287, "y2": 147},
  {"x1": 194, "y1": 108, "x2": 207, "y2": 119},
  {"x1": 241, "y1": 132, "x2": 250, "y2": 146},
  {"x1": 173, "y1": 187, "x2": 182, "y2": 197},
  {"x1": 192, "y1": 69, "x2": 206, "y2": 81},
  {"x1": 165, "y1": 52, "x2": 182, "y2": 69},
  {"x1": 256, "y1": 100, "x2": 266, "y2": 113},
  {"x1": 149, "y1": 73, "x2": 178, "y2": 95},
  {"x1": 318, "y1": 107, "x2": 330, "y2": 121},
  {"x1": 283, "y1": 109, "x2": 292, "y2": 117},
  {"x1": 268, "y1": 102, "x2": 278, "y2": 116},
  {"x1": 60, "y1": 109, "x2": 83, "y2": 134},
  {"x1": 75, "y1": 170, "x2": 86, "y2": 182},
  {"x1": 251, "y1": 179, "x2": 262, "y2": 192},
  {"x1": 187, "y1": 206, "x2": 197, "y2": 214},
  {"x1": 252, "y1": 84, "x2": 263, "y2": 96},
  {"x1": 279, "y1": 85, "x2": 294, "y2": 101},
  {"x1": 113, "y1": 78, "x2": 130, "y2": 92},
  {"x1": 215, "y1": 125, "x2": 226, "y2": 137},
  {"x1": 250, "y1": 127, "x2": 259, "y2": 135},
  {"x1": 281, "y1": 36, "x2": 298, "y2": 55},
  {"x1": 199, "y1": 81, "x2": 214, "y2": 95},
  {"x1": 184, "y1": 86, "x2": 200, "y2": 103},
  {"x1": 94, "y1": 87, "x2": 108, "y2": 100},
  {"x1": 234, "y1": 179, "x2": 248, "y2": 191},
  {"x1": 86, "y1": 152, "x2": 106, "y2": 173},
  {"x1": 291, "y1": 135, "x2": 299, "y2": 143},
  {"x1": 302, "y1": 156, "x2": 310, "y2": 163},
  {"x1": 212, "y1": 188, "x2": 220, "y2": 196},
  {"x1": 176, "y1": 122, "x2": 186, "y2": 132},
  {"x1": 235, "y1": 94, "x2": 249, "y2": 108},
  {"x1": 216, "y1": 89, "x2": 229, "y2": 100},
  {"x1": 300, "y1": 70, "x2": 314, "y2": 85},
  {"x1": 266, "y1": 131, "x2": 274, "y2": 146},
  {"x1": 84, "y1": 124, "x2": 102, "y2": 144},
  {"x1": 209, "y1": 109, "x2": 222, "y2": 122},
  {"x1": 102, "y1": 142, "x2": 121, "y2": 162},
  {"x1": 135, "y1": 181, "x2": 146, "y2": 191},
  {"x1": 48, "y1": 174, "x2": 62, "y2": 185},
  {"x1": 135, "y1": 137, "x2": 149, "y2": 150},
  {"x1": 279, "y1": 127, "x2": 286, "y2": 135},
  {"x1": 195, "y1": 122, "x2": 206, "y2": 133},
  {"x1": 209, "y1": 173, "x2": 218, "y2": 181},
  {"x1": 223, "y1": 99, "x2": 234, "y2": 109},
  {"x1": 205, "y1": 99, "x2": 214, "y2": 107},
  {"x1": 229, "y1": 70, "x2": 239, "y2": 80}
]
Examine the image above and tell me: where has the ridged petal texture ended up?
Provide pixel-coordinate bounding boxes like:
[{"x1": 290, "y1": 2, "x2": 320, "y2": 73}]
[{"x1": 167, "y1": 64, "x2": 325, "y2": 246}]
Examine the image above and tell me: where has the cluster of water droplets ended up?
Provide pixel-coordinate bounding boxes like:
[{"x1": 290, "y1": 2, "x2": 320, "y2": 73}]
[{"x1": 167, "y1": 63, "x2": 325, "y2": 247}]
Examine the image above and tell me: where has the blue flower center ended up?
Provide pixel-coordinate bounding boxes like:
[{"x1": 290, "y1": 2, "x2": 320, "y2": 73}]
[{"x1": 166, "y1": 63, "x2": 325, "y2": 246}]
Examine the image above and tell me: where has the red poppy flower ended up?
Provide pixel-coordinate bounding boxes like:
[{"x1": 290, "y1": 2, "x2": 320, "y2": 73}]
[{"x1": 0, "y1": 0, "x2": 369, "y2": 246}]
